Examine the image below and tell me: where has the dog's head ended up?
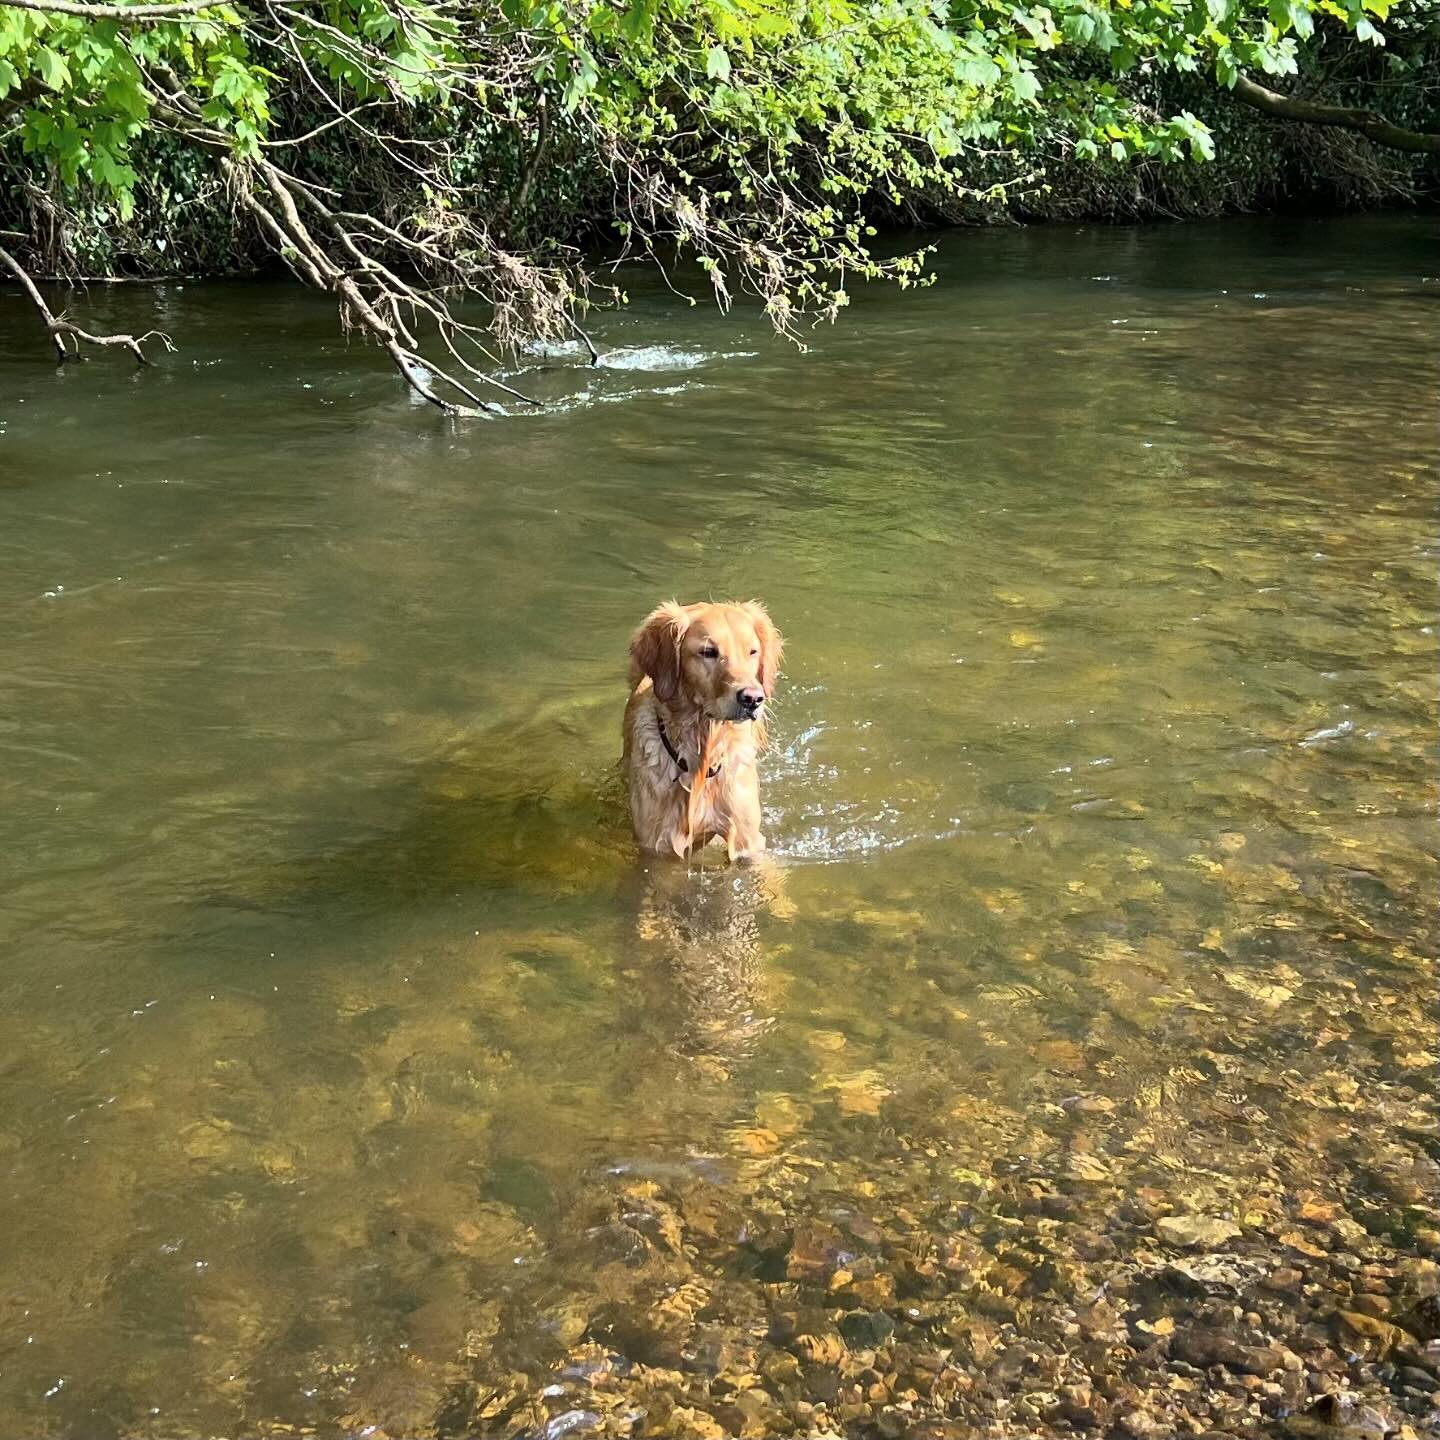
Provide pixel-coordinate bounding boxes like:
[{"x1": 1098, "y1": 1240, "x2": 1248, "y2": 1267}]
[{"x1": 629, "y1": 600, "x2": 783, "y2": 723}]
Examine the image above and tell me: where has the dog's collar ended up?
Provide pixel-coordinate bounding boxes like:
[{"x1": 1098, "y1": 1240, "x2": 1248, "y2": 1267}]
[{"x1": 658, "y1": 717, "x2": 722, "y2": 781}]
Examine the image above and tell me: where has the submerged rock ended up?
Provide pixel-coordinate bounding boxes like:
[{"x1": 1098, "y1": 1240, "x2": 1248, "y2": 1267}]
[
  {"x1": 1156, "y1": 1216, "x2": 1244, "y2": 1249},
  {"x1": 1395, "y1": 1294, "x2": 1440, "y2": 1343},
  {"x1": 839, "y1": 1308, "x2": 896, "y2": 1349}
]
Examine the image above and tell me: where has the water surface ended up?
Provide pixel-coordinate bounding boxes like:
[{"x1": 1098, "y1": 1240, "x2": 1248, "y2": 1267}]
[{"x1": 1, "y1": 215, "x2": 1436, "y2": 1438}]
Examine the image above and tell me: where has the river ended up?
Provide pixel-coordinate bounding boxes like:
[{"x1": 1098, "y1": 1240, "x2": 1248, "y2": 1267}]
[{"x1": 1, "y1": 214, "x2": 1436, "y2": 1438}]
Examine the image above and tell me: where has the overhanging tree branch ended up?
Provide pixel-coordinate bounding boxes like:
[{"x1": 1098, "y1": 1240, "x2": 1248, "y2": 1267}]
[
  {"x1": 0, "y1": 243, "x2": 173, "y2": 362},
  {"x1": 1231, "y1": 72, "x2": 1440, "y2": 154},
  {"x1": 0, "y1": 0, "x2": 318, "y2": 18},
  {"x1": 218, "y1": 152, "x2": 524, "y2": 416},
  {"x1": 1, "y1": 0, "x2": 1034, "y2": 415}
]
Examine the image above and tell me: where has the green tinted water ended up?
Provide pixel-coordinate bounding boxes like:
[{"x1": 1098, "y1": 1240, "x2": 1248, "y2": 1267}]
[{"x1": 0, "y1": 216, "x2": 1436, "y2": 1438}]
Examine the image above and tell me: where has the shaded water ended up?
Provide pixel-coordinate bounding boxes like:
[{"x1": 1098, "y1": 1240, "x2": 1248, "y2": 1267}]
[{"x1": 1, "y1": 216, "x2": 1437, "y2": 1439}]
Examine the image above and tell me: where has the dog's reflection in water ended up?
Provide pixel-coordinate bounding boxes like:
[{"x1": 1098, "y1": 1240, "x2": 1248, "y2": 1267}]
[{"x1": 628, "y1": 857, "x2": 794, "y2": 1063}]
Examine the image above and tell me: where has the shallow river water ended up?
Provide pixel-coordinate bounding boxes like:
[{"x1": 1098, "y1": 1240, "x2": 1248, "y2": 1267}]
[{"x1": 1, "y1": 215, "x2": 1437, "y2": 1440}]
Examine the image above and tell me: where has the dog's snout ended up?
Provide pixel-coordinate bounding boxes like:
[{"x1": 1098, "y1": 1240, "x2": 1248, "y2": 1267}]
[{"x1": 738, "y1": 686, "x2": 766, "y2": 714}]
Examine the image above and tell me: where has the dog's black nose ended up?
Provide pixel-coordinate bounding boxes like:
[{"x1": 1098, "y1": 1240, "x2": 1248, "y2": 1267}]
[{"x1": 738, "y1": 687, "x2": 765, "y2": 714}]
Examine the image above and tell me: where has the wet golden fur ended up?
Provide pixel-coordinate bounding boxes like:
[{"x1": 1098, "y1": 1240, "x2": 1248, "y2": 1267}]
[{"x1": 623, "y1": 600, "x2": 783, "y2": 860}]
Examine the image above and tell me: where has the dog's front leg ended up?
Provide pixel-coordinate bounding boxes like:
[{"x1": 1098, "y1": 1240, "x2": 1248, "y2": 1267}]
[{"x1": 725, "y1": 790, "x2": 766, "y2": 863}]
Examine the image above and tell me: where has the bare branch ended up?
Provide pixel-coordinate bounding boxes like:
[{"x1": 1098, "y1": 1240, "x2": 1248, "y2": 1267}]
[
  {"x1": 51, "y1": 320, "x2": 176, "y2": 362},
  {"x1": 567, "y1": 313, "x2": 601, "y2": 366},
  {"x1": 1231, "y1": 71, "x2": 1440, "y2": 154},
  {"x1": 260, "y1": 101, "x2": 394, "y2": 149},
  {"x1": 393, "y1": 346, "x2": 498, "y2": 414},
  {"x1": 1, "y1": 244, "x2": 173, "y2": 363},
  {"x1": 215, "y1": 156, "x2": 525, "y2": 415},
  {"x1": 435, "y1": 324, "x2": 542, "y2": 406},
  {"x1": 0, "y1": 243, "x2": 66, "y2": 360},
  {"x1": 389, "y1": 344, "x2": 492, "y2": 416}
]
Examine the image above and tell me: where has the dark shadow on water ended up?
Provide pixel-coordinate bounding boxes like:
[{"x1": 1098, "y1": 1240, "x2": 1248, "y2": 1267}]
[
  {"x1": 190, "y1": 713, "x2": 796, "y2": 1072},
  {"x1": 197, "y1": 724, "x2": 639, "y2": 925}
]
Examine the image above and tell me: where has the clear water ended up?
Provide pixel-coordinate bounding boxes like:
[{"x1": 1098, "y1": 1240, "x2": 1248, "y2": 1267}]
[{"x1": 0, "y1": 215, "x2": 1435, "y2": 1438}]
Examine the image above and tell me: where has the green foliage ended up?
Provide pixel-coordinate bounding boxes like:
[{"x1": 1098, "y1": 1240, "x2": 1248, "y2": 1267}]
[
  {"x1": 945, "y1": 0, "x2": 1419, "y2": 163},
  {"x1": 0, "y1": 0, "x2": 1433, "y2": 334}
]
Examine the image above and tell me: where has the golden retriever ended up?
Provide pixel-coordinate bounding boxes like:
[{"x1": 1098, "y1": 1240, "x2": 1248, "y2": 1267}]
[{"x1": 623, "y1": 600, "x2": 783, "y2": 860}]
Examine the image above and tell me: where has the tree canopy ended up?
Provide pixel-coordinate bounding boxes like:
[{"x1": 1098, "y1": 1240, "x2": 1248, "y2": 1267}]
[{"x1": 1, "y1": 0, "x2": 1435, "y2": 409}]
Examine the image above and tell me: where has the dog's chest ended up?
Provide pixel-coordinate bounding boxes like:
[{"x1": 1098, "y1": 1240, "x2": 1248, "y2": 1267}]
[{"x1": 629, "y1": 709, "x2": 753, "y2": 853}]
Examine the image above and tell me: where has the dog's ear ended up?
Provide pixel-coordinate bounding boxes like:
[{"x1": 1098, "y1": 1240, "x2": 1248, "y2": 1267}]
[
  {"x1": 629, "y1": 602, "x2": 689, "y2": 703},
  {"x1": 743, "y1": 600, "x2": 784, "y2": 696}
]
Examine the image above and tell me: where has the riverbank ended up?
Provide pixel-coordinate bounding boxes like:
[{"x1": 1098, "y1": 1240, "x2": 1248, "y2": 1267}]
[
  {"x1": 468, "y1": 936, "x2": 1439, "y2": 1440},
  {"x1": 5, "y1": 102, "x2": 1435, "y2": 290}
]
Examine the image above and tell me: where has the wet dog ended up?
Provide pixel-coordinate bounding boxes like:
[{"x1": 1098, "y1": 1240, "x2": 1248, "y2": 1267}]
[{"x1": 623, "y1": 600, "x2": 782, "y2": 860}]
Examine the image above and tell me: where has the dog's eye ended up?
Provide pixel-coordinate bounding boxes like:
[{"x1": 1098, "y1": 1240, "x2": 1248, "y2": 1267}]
[
  {"x1": 750, "y1": 647, "x2": 759, "y2": 656},
  {"x1": 699, "y1": 644, "x2": 719, "y2": 659}
]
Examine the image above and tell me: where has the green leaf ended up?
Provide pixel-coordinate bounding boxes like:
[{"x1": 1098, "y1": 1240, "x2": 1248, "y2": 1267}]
[
  {"x1": 954, "y1": 50, "x2": 1002, "y2": 85},
  {"x1": 562, "y1": 46, "x2": 599, "y2": 111},
  {"x1": 620, "y1": 0, "x2": 656, "y2": 43},
  {"x1": 34, "y1": 45, "x2": 71, "y2": 91},
  {"x1": 705, "y1": 44, "x2": 731, "y2": 81},
  {"x1": 1009, "y1": 66, "x2": 1041, "y2": 102}
]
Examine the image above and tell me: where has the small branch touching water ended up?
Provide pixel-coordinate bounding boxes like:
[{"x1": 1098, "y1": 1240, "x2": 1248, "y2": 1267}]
[{"x1": 0, "y1": 245, "x2": 174, "y2": 364}]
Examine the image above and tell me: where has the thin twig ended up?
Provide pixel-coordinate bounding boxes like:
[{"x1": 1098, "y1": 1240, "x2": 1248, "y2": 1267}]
[
  {"x1": 260, "y1": 102, "x2": 393, "y2": 148},
  {"x1": 436, "y1": 325, "x2": 541, "y2": 405},
  {"x1": 394, "y1": 346, "x2": 497, "y2": 414}
]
